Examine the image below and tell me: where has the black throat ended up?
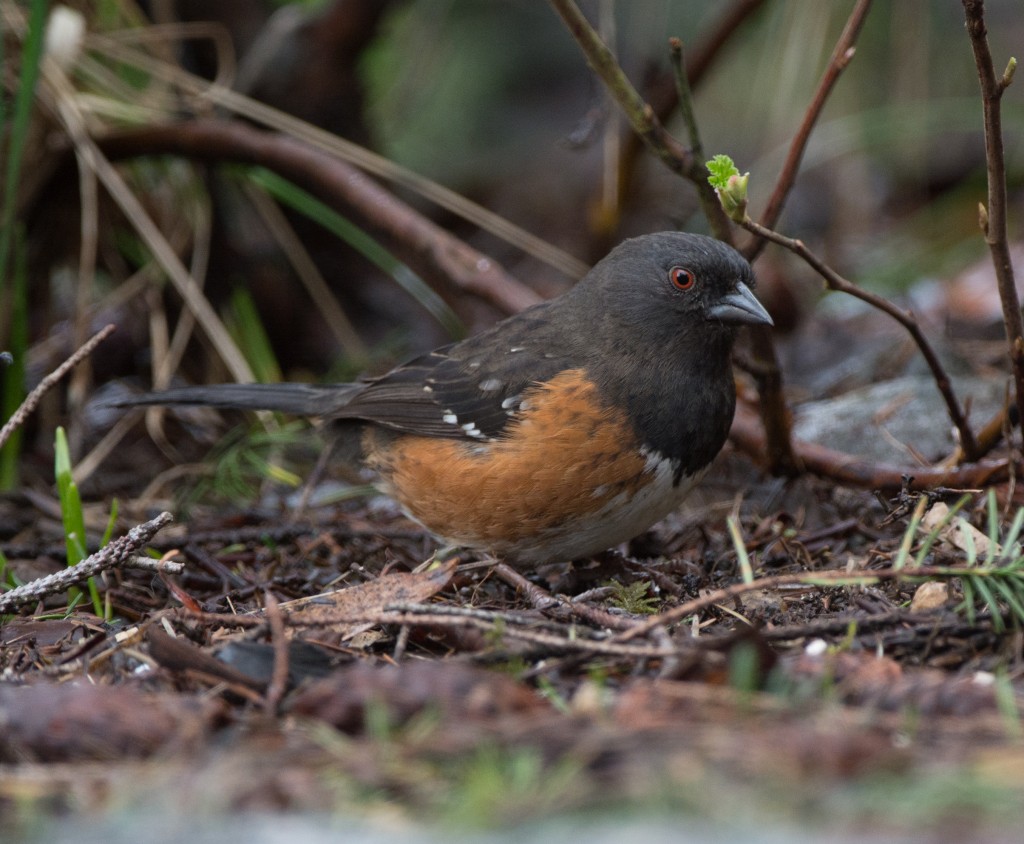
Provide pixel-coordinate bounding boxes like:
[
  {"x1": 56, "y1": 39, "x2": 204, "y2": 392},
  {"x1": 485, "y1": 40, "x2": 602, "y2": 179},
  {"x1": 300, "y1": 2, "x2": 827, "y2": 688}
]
[{"x1": 589, "y1": 330, "x2": 738, "y2": 484}]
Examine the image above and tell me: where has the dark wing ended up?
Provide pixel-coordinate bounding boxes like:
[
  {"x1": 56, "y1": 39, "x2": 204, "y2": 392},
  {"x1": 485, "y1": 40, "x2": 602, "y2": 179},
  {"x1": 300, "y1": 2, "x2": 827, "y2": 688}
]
[{"x1": 335, "y1": 313, "x2": 578, "y2": 440}]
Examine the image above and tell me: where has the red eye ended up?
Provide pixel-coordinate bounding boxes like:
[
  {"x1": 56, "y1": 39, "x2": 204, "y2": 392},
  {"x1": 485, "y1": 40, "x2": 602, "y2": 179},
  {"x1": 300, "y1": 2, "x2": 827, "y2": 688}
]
[{"x1": 670, "y1": 266, "x2": 696, "y2": 290}]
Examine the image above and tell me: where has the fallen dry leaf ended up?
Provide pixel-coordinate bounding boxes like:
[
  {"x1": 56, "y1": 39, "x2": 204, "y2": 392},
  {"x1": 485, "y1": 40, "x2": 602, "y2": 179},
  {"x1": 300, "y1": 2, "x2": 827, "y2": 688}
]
[{"x1": 278, "y1": 559, "x2": 457, "y2": 645}]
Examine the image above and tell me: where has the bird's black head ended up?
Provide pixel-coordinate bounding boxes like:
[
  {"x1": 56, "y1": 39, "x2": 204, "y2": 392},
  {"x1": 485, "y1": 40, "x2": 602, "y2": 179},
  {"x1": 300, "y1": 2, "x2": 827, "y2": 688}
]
[
  {"x1": 581, "y1": 231, "x2": 772, "y2": 337},
  {"x1": 564, "y1": 232, "x2": 772, "y2": 474}
]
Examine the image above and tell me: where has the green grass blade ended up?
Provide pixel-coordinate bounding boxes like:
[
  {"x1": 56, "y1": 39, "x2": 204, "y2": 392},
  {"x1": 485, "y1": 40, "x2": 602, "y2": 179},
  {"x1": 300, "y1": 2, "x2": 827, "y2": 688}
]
[
  {"x1": 226, "y1": 286, "x2": 283, "y2": 383},
  {"x1": 1001, "y1": 507, "x2": 1024, "y2": 562},
  {"x1": 959, "y1": 576, "x2": 977, "y2": 625},
  {"x1": 991, "y1": 577, "x2": 1024, "y2": 628},
  {"x1": 993, "y1": 671, "x2": 1023, "y2": 739},
  {"x1": 893, "y1": 497, "x2": 927, "y2": 570},
  {"x1": 970, "y1": 575, "x2": 1003, "y2": 632},
  {"x1": 55, "y1": 427, "x2": 103, "y2": 616},
  {"x1": 55, "y1": 428, "x2": 87, "y2": 566},
  {"x1": 727, "y1": 515, "x2": 754, "y2": 584},
  {"x1": 101, "y1": 498, "x2": 119, "y2": 546},
  {"x1": 241, "y1": 166, "x2": 465, "y2": 340},
  {"x1": 0, "y1": 548, "x2": 15, "y2": 588}
]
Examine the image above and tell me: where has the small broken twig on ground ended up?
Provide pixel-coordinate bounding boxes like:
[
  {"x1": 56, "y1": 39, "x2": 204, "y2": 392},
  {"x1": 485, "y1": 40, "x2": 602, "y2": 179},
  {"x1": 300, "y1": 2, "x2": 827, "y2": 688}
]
[
  {"x1": 0, "y1": 512, "x2": 176, "y2": 613},
  {"x1": 0, "y1": 324, "x2": 115, "y2": 452},
  {"x1": 263, "y1": 591, "x2": 289, "y2": 717}
]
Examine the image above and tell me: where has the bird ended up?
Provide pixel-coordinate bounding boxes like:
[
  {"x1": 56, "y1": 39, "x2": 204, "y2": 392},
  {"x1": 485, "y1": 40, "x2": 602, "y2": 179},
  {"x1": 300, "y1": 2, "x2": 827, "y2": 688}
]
[{"x1": 116, "y1": 232, "x2": 772, "y2": 565}]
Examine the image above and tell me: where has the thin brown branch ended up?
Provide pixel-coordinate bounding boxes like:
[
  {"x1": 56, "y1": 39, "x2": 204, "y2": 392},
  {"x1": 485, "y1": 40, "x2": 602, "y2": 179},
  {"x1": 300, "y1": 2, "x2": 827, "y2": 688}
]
[
  {"x1": 263, "y1": 591, "x2": 289, "y2": 717},
  {"x1": 962, "y1": 0, "x2": 1024, "y2": 449},
  {"x1": 0, "y1": 324, "x2": 115, "y2": 451},
  {"x1": 740, "y1": 217, "x2": 980, "y2": 460},
  {"x1": 745, "y1": 0, "x2": 873, "y2": 261},
  {"x1": 745, "y1": 328, "x2": 798, "y2": 475},
  {"x1": 93, "y1": 121, "x2": 543, "y2": 317},
  {"x1": 729, "y1": 402, "x2": 1006, "y2": 491},
  {"x1": 669, "y1": 37, "x2": 729, "y2": 243}
]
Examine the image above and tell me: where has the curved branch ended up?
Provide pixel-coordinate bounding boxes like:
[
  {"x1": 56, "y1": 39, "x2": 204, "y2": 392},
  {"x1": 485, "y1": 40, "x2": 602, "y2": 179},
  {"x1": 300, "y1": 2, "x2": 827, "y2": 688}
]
[{"x1": 94, "y1": 120, "x2": 543, "y2": 317}]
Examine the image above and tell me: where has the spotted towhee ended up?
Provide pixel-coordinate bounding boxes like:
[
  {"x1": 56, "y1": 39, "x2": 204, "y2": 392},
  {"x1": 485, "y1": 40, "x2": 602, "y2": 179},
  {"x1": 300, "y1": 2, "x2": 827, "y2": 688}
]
[{"x1": 117, "y1": 232, "x2": 772, "y2": 564}]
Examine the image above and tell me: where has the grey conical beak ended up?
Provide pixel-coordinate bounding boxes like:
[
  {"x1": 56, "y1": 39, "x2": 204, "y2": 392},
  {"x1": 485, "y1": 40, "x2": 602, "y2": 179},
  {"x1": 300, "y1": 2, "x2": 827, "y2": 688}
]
[{"x1": 706, "y1": 281, "x2": 773, "y2": 327}]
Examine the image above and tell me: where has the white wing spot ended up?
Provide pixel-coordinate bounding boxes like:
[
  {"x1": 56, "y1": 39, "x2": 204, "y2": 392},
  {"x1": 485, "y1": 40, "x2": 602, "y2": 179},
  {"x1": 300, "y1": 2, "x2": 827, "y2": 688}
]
[
  {"x1": 509, "y1": 346, "x2": 525, "y2": 353},
  {"x1": 478, "y1": 377, "x2": 502, "y2": 392},
  {"x1": 442, "y1": 411, "x2": 458, "y2": 425},
  {"x1": 501, "y1": 395, "x2": 521, "y2": 412},
  {"x1": 461, "y1": 421, "x2": 484, "y2": 438},
  {"x1": 639, "y1": 445, "x2": 683, "y2": 483}
]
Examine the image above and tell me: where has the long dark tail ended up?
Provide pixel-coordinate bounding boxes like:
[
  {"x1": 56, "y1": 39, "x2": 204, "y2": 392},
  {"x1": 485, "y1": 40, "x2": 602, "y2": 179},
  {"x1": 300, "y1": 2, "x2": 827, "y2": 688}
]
[{"x1": 111, "y1": 382, "x2": 361, "y2": 417}]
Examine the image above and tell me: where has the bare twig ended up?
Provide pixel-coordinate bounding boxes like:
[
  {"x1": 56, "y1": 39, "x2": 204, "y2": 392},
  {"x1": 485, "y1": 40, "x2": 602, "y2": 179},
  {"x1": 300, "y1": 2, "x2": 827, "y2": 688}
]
[
  {"x1": 126, "y1": 554, "x2": 184, "y2": 574},
  {"x1": 745, "y1": 327, "x2": 797, "y2": 475},
  {"x1": 669, "y1": 37, "x2": 728, "y2": 242},
  {"x1": 263, "y1": 591, "x2": 289, "y2": 716},
  {"x1": 740, "y1": 217, "x2": 980, "y2": 459},
  {"x1": 962, "y1": 0, "x2": 1023, "y2": 448},
  {"x1": 93, "y1": 120, "x2": 544, "y2": 317},
  {"x1": 746, "y1": 0, "x2": 873, "y2": 260},
  {"x1": 0, "y1": 512, "x2": 175, "y2": 613},
  {"x1": 669, "y1": 39, "x2": 705, "y2": 163},
  {"x1": 494, "y1": 561, "x2": 636, "y2": 630},
  {"x1": 0, "y1": 324, "x2": 115, "y2": 452}
]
